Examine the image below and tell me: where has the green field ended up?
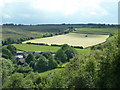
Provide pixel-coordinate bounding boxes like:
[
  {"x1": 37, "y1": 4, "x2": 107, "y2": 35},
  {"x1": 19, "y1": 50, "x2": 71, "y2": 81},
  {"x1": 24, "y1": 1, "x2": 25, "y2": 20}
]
[
  {"x1": 38, "y1": 62, "x2": 70, "y2": 77},
  {"x1": 39, "y1": 68, "x2": 64, "y2": 77},
  {"x1": 74, "y1": 28, "x2": 118, "y2": 35},
  {"x1": 13, "y1": 44, "x2": 60, "y2": 52},
  {"x1": 2, "y1": 25, "x2": 71, "y2": 39},
  {"x1": 2, "y1": 26, "x2": 47, "y2": 39},
  {"x1": 13, "y1": 44, "x2": 90, "y2": 54}
]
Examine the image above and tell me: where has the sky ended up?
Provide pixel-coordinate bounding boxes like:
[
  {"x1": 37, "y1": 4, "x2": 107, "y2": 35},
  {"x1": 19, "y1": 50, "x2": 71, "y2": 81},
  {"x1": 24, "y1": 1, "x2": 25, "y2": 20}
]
[{"x1": 0, "y1": 0, "x2": 119, "y2": 24}]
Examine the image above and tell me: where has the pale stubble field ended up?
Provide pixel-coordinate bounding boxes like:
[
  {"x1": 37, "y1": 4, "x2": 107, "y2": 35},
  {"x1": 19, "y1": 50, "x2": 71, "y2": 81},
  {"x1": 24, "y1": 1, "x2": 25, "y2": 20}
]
[{"x1": 23, "y1": 33, "x2": 109, "y2": 48}]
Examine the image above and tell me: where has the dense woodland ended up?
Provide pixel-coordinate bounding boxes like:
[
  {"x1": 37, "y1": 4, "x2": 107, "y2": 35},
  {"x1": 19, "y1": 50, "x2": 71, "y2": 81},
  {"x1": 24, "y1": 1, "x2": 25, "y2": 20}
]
[{"x1": 1, "y1": 24, "x2": 119, "y2": 88}]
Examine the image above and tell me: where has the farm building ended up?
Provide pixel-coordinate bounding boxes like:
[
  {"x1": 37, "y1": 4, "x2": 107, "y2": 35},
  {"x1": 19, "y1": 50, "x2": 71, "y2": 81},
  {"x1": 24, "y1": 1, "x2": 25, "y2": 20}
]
[
  {"x1": 26, "y1": 51, "x2": 43, "y2": 54},
  {"x1": 34, "y1": 51, "x2": 43, "y2": 54},
  {"x1": 16, "y1": 51, "x2": 25, "y2": 55},
  {"x1": 15, "y1": 55, "x2": 24, "y2": 59},
  {"x1": 14, "y1": 51, "x2": 26, "y2": 62},
  {"x1": 26, "y1": 51, "x2": 34, "y2": 54},
  {"x1": 14, "y1": 52, "x2": 25, "y2": 65},
  {"x1": 14, "y1": 51, "x2": 56, "y2": 62}
]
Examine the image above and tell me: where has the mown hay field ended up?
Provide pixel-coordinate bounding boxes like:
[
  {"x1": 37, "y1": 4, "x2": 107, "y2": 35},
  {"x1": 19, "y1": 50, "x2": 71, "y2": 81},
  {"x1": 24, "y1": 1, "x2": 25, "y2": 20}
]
[{"x1": 23, "y1": 33, "x2": 109, "y2": 48}]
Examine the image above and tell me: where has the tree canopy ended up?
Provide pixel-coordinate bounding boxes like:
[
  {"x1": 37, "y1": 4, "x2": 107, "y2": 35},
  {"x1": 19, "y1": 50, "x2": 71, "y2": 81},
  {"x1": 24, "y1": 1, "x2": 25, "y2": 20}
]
[{"x1": 25, "y1": 54, "x2": 35, "y2": 64}]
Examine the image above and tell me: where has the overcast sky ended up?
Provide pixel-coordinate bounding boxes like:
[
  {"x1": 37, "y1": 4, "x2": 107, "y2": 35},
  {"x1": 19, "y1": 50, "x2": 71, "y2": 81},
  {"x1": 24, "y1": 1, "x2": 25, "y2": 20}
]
[{"x1": 0, "y1": 0, "x2": 119, "y2": 24}]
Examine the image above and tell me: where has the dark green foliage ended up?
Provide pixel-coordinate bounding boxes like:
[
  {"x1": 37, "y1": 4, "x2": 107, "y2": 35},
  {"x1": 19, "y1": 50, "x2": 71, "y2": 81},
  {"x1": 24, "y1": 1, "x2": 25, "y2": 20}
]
[
  {"x1": 16, "y1": 65, "x2": 33, "y2": 73},
  {"x1": 7, "y1": 44, "x2": 17, "y2": 55},
  {"x1": 2, "y1": 37, "x2": 35, "y2": 46},
  {"x1": 55, "y1": 44, "x2": 78, "y2": 63},
  {"x1": 3, "y1": 73, "x2": 34, "y2": 88},
  {"x1": 42, "y1": 52, "x2": 58, "y2": 69},
  {"x1": 65, "y1": 48, "x2": 77, "y2": 60},
  {"x1": 2, "y1": 54, "x2": 9, "y2": 59},
  {"x1": 61, "y1": 44, "x2": 70, "y2": 50},
  {"x1": 55, "y1": 49, "x2": 68, "y2": 63},
  {"x1": 2, "y1": 48, "x2": 13, "y2": 59},
  {"x1": 45, "y1": 71, "x2": 68, "y2": 88},
  {"x1": 62, "y1": 44, "x2": 78, "y2": 60},
  {"x1": 34, "y1": 55, "x2": 48, "y2": 72},
  {"x1": 66, "y1": 72, "x2": 88, "y2": 88},
  {"x1": 17, "y1": 60, "x2": 25, "y2": 65},
  {"x1": 35, "y1": 54, "x2": 42, "y2": 59},
  {"x1": 48, "y1": 59, "x2": 58, "y2": 69},
  {"x1": 25, "y1": 53, "x2": 35, "y2": 64},
  {"x1": 85, "y1": 35, "x2": 88, "y2": 37},
  {"x1": 2, "y1": 58, "x2": 14, "y2": 86},
  {"x1": 29, "y1": 61, "x2": 35, "y2": 69},
  {"x1": 96, "y1": 35, "x2": 120, "y2": 88},
  {"x1": 30, "y1": 53, "x2": 57, "y2": 72},
  {"x1": 3, "y1": 73, "x2": 24, "y2": 88},
  {"x1": 2, "y1": 38, "x2": 15, "y2": 45},
  {"x1": 42, "y1": 52, "x2": 53, "y2": 60},
  {"x1": 2, "y1": 45, "x2": 16, "y2": 60}
]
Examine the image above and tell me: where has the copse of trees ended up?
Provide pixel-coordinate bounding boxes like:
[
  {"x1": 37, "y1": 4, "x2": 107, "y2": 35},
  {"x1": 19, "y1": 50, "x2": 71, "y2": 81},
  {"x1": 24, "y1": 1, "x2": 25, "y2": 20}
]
[
  {"x1": 2, "y1": 38, "x2": 16, "y2": 45},
  {"x1": 55, "y1": 49, "x2": 68, "y2": 63},
  {"x1": 7, "y1": 44, "x2": 17, "y2": 55},
  {"x1": 55, "y1": 44, "x2": 78, "y2": 63},
  {"x1": 16, "y1": 65, "x2": 33, "y2": 73},
  {"x1": 25, "y1": 52, "x2": 58, "y2": 72},
  {"x1": 2, "y1": 44, "x2": 17, "y2": 60},
  {"x1": 23, "y1": 44, "x2": 77, "y2": 72},
  {"x1": 25, "y1": 53, "x2": 35, "y2": 64},
  {"x1": 2, "y1": 37, "x2": 35, "y2": 45},
  {"x1": 2, "y1": 48, "x2": 13, "y2": 59},
  {"x1": 42, "y1": 52, "x2": 53, "y2": 60},
  {"x1": 42, "y1": 52, "x2": 58, "y2": 69},
  {"x1": 34, "y1": 55, "x2": 49, "y2": 72}
]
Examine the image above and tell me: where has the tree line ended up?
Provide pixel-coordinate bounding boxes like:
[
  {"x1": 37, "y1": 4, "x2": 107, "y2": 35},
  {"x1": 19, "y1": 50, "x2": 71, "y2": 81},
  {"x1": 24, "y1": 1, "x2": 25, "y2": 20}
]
[{"x1": 3, "y1": 23, "x2": 118, "y2": 28}]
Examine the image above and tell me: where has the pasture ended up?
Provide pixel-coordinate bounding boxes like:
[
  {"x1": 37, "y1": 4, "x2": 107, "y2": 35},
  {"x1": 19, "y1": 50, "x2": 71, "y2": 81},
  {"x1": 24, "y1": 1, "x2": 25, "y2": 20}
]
[
  {"x1": 74, "y1": 28, "x2": 118, "y2": 35},
  {"x1": 22, "y1": 33, "x2": 109, "y2": 48},
  {"x1": 2, "y1": 25, "x2": 69, "y2": 39},
  {"x1": 13, "y1": 44, "x2": 90, "y2": 54},
  {"x1": 13, "y1": 44, "x2": 60, "y2": 52}
]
